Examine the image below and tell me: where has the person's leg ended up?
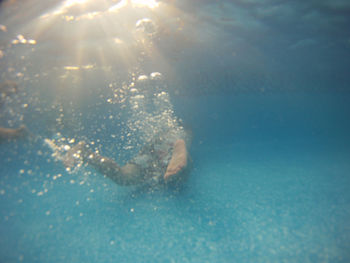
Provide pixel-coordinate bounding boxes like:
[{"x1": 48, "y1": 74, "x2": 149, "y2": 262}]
[{"x1": 63, "y1": 141, "x2": 145, "y2": 186}]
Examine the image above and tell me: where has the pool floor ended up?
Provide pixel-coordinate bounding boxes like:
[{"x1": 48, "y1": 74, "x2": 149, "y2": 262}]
[{"x1": 1, "y1": 136, "x2": 350, "y2": 262}]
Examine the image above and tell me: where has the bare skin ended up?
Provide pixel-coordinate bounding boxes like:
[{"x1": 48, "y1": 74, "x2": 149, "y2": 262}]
[
  {"x1": 164, "y1": 139, "x2": 188, "y2": 181},
  {"x1": 0, "y1": 125, "x2": 28, "y2": 141},
  {"x1": 62, "y1": 141, "x2": 86, "y2": 169},
  {"x1": 63, "y1": 138, "x2": 189, "y2": 186},
  {"x1": 63, "y1": 141, "x2": 145, "y2": 186}
]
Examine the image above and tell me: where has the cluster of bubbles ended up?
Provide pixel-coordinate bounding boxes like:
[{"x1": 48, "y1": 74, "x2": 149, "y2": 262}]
[
  {"x1": 0, "y1": 2, "x2": 193, "y2": 251},
  {"x1": 1, "y1": 0, "x2": 185, "y2": 180},
  {"x1": 44, "y1": 133, "x2": 79, "y2": 170},
  {"x1": 135, "y1": 18, "x2": 158, "y2": 39},
  {"x1": 106, "y1": 71, "x2": 184, "y2": 156}
]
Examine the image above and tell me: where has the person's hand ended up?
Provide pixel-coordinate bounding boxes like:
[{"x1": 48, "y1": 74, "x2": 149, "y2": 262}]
[{"x1": 62, "y1": 141, "x2": 86, "y2": 170}]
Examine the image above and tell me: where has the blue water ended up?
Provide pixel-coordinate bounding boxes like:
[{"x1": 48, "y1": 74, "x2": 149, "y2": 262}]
[
  {"x1": 1, "y1": 92, "x2": 350, "y2": 262},
  {"x1": 1, "y1": 0, "x2": 350, "y2": 262}
]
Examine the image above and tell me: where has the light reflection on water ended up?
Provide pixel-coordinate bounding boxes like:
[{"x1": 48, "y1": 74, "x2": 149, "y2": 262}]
[
  {"x1": 1, "y1": 0, "x2": 350, "y2": 262},
  {"x1": 0, "y1": 0, "x2": 188, "y2": 203}
]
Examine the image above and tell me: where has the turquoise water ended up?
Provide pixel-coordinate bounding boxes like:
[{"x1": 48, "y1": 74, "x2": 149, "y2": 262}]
[
  {"x1": 1, "y1": 0, "x2": 350, "y2": 262},
  {"x1": 1, "y1": 93, "x2": 350, "y2": 262}
]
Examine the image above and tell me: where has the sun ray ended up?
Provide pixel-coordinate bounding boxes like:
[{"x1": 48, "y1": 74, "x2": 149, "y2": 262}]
[
  {"x1": 8, "y1": 0, "x2": 191, "y2": 96},
  {"x1": 131, "y1": 0, "x2": 159, "y2": 9}
]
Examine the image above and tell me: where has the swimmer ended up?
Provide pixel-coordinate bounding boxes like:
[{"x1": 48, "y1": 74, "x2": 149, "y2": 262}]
[{"x1": 62, "y1": 129, "x2": 190, "y2": 186}]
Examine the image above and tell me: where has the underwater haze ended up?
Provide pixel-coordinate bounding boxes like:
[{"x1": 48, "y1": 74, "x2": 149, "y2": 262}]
[{"x1": 1, "y1": 0, "x2": 350, "y2": 262}]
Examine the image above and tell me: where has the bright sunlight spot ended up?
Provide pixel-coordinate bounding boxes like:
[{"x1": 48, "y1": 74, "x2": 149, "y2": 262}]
[
  {"x1": 131, "y1": 0, "x2": 159, "y2": 9},
  {"x1": 63, "y1": 0, "x2": 89, "y2": 9}
]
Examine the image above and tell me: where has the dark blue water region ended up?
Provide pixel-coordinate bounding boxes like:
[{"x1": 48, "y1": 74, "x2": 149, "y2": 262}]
[{"x1": 1, "y1": 91, "x2": 350, "y2": 262}]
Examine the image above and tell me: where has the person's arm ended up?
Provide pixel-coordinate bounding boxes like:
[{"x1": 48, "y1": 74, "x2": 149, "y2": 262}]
[
  {"x1": 164, "y1": 139, "x2": 188, "y2": 182},
  {"x1": 87, "y1": 152, "x2": 144, "y2": 186},
  {"x1": 0, "y1": 125, "x2": 27, "y2": 141},
  {"x1": 63, "y1": 141, "x2": 145, "y2": 186}
]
